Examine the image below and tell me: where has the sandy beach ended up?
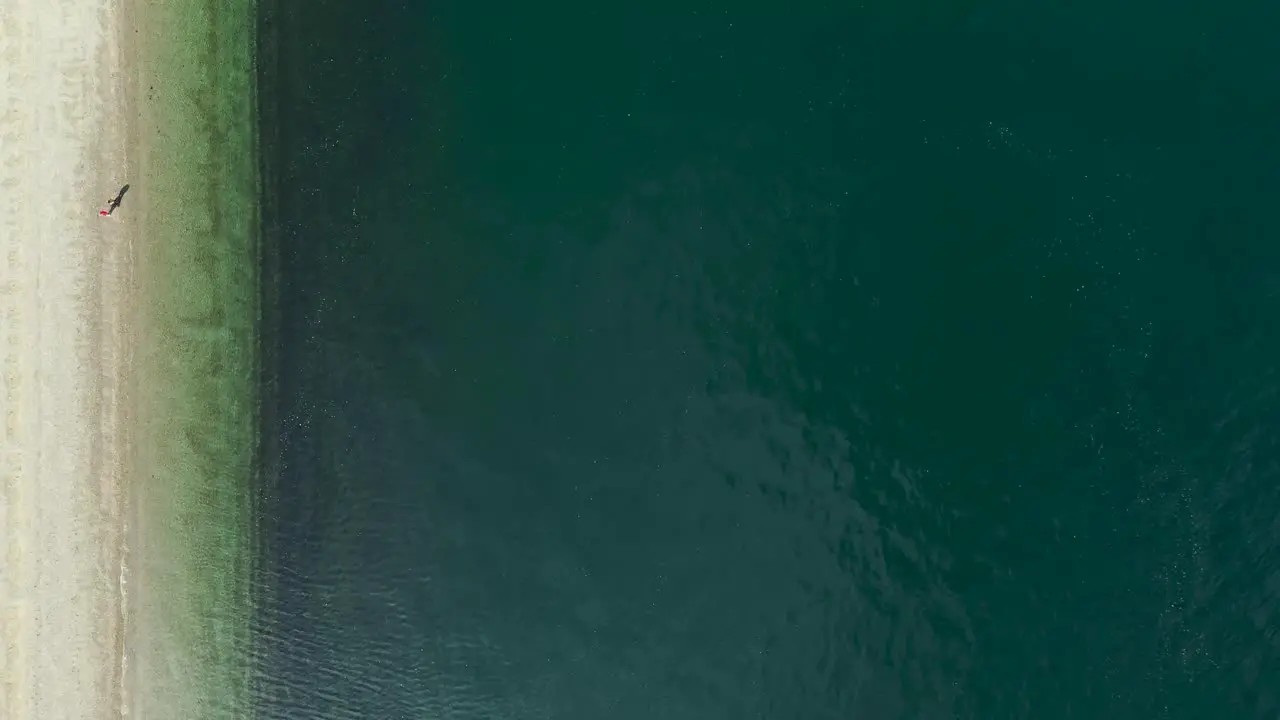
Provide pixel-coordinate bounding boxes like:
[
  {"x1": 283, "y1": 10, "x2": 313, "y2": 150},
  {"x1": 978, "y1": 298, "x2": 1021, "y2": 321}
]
[{"x1": 0, "y1": 0, "x2": 135, "y2": 717}]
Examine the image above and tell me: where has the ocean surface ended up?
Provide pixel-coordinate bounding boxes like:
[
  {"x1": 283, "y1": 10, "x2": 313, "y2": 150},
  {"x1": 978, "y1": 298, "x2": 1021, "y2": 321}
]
[{"x1": 252, "y1": 1, "x2": 1280, "y2": 717}]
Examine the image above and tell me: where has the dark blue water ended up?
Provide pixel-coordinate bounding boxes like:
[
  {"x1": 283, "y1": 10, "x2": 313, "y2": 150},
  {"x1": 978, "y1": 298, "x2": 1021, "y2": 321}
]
[{"x1": 254, "y1": 1, "x2": 1280, "y2": 717}]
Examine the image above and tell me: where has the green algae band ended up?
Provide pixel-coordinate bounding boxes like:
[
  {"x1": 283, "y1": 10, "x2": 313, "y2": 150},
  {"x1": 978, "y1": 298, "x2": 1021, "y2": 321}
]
[{"x1": 129, "y1": 0, "x2": 259, "y2": 717}]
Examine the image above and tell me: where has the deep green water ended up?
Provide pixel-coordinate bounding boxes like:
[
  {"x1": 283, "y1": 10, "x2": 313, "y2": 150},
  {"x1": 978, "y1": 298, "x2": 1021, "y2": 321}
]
[{"x1": 254, "y1": 1, "x2": 1280, "y2": 717}]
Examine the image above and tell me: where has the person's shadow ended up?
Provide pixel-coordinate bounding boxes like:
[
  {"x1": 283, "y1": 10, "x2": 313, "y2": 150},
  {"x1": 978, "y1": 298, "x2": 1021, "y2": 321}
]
[{"x1": 108, "y1": 184, "x2": 130, "y2": 212}]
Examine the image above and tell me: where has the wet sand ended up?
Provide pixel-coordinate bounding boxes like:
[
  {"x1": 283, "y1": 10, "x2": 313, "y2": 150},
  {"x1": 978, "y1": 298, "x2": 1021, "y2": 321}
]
[{"x1": 0, "y1": 0, "x2": 134, "y2": 717}]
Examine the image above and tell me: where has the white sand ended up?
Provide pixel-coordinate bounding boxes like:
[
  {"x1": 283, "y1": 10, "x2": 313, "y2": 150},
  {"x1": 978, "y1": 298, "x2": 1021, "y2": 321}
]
[{"x1": 0, "y1": 0, "x2": 135, "y2": 717}]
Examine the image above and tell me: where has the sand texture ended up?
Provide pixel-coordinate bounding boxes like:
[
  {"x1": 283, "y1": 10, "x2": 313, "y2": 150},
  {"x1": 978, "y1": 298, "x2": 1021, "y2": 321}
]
[{"x1": 0, "y1": 0, "x2": 133, "y2": 717}]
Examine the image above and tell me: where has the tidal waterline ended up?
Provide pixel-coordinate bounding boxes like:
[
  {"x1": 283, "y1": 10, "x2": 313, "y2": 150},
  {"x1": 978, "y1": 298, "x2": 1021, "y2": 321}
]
[{"x1": 126, "y1": 0, "x2": 259, "y2": 716}]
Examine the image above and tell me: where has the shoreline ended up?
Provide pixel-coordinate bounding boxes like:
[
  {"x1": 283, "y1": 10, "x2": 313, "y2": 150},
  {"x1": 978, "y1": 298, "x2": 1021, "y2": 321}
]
[
  {"x1": 118, "y1": 0, "x2": 143, "y2": 713},
  {"x1": 106, "y1": 0, "x2": 140, "y2": 714}
]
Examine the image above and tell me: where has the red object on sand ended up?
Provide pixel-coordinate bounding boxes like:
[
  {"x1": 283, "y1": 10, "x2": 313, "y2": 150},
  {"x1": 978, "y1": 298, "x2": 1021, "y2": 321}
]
[{"x1": 99, "y1": 210, "x2": 109, "y2": 216}]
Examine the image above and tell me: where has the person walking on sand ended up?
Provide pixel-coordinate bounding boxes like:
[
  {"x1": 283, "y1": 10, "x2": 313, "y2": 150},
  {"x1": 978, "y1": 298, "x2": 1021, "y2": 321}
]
[{"x1": 99, "y1": 184, "x2": 130, "y2": 216}]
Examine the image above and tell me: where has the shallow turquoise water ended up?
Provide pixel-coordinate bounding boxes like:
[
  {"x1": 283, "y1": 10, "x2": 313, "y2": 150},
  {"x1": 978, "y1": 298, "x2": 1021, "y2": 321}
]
[{"x1": 127, "y1": 0, "x2": 258, "y2": 716}]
